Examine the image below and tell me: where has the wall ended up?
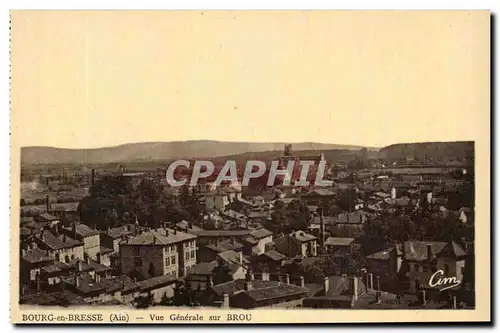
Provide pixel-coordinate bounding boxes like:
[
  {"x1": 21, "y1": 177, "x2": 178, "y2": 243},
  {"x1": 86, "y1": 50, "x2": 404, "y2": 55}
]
[
  {"x1": 120, "y1": 245, "x2": 166, "y2": 278},
  {"x1": 83, "y1": 234, "x2": 101, "y2": 259}
]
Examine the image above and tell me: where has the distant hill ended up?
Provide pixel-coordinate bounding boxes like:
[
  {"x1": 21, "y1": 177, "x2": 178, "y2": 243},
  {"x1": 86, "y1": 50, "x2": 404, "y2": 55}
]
[
  {"x1": 21, "y1": 141, "x2": 374, "y2": 165},
  {"x1": 379, "y1": 141, "x2": 474, "y2": 162}
]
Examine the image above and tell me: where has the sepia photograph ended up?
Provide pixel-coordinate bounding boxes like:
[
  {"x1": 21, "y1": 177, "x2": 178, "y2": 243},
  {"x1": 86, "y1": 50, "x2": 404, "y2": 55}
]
[{"x1": 9, "y1": 10, "x2": 490, "y2": 323}]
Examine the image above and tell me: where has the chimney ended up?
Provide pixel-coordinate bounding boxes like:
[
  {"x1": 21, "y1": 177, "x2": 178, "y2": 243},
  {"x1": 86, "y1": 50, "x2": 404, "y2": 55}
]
[
  {"x1": 285, "y1": 273, "x2": 290, "y2": 284},
  {"x1": 319, "y1": 210, "x2": 325, "y2": 248},
  {"x1": 72, "y1": 221, "x2": 77, "y2": 239},
  {"x1": 250, "y1": 272, "x2": 254, "y2": 281},
  {"x1": 244, "y1": 281, "x2": 253, "y2": 291},
  {"x1": 222, "y1": 293, "x2": 230, "y2": 308},
  {"x1": 21, "y1": 249, "x2": 26, "y2": 257},
  {"x1": 165, "y1": 229, "x2": 169, "y2": 237},
  {"x1": 95, "y1": 274, "x2": 101, "y2": 283},
  {"x1": 427, "y1": 244, "x2": 433, "y2": 262},
  {"x1": 352, "y1": 277, "x2": 359, "y2": 303},
  {"x1": 107, "y1": 226, "x2": 111, "y2": 235},
  {"x1": 368, "y1": 273, "x2": 374, "y2": 290},
  {"x1": 75, "y1": 276, "x2": 80, "y2": 288},
  {"x1": 324, "y1": 276, "x2": 330, "y2": 294},
  {"x1": 86, "y1": 255, "x2": 91, "y2": 265},
  {"x1": 420, "y1": 289, "x2": 427, "y2": 305},
  {"x1": 77, "y1": 260, "x2": 83, "y2": 272},
  {"x1": 239, "y1": 252, "x2": 243, "y2": 264},
  {"x1": 300, "y1": 276, "x2": 305, "y2": 288}
]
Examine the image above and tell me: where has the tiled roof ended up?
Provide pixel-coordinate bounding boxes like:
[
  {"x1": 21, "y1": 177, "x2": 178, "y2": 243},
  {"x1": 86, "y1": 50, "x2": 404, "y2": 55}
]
[
  {"x1": 36, "y1": 231, "x2": 83, "y2": 250},
  {"x1": 337, "y1": 211, "x2": 366, "y2": 224},
  {"x1": 137, "y1": 274, "x2": 177, "y2": 292},
  {"x1": 64, "y1": 274, "x2": 138, "y2": 294},
  {"x1": 63, "y1": 224, "x2": 100, "y2": 238},
  {"x1": 39, "y1": 213, "x2": 58, "y2": 221},
  {"x1": 187, "y1": 261, "x2": 219, "y2": 276},
  {"x1": 106, "y1": 225, "x2": 135, "y2": 239},
  {"x1": 123, "y1": 228, "x2": 196, "y2": 246},
  {"x1": 22, "y1": 247, "x2": 54, "y2": 264},
  {"x1": 261, "y1": 250, "x2": 287, "y2": 262},
  {"x1": 290, "y1": 230, "x2": 317, "y2": 242},
  {"x1": 49, "y1": 202, "x2": 79, "y2": 212},
  {"x1": 217, "y1": 250, "x2": 247, "y2": 266},
  {"x1": 189, "y1": 229, "x2": 251, "y2": 238},
  {"x1": 40, "y1": 261, "x2": 70, "y2": 275},
  {"x1": 325, "y1": 237, "x2": 355, "y2": 247},
  {"x1": 249, "y1": 228, "x2": 273, "y2": 239},
  {"x1": 210, "y1": 279, "x2": 279, "y2": 297},
  {"x1": 240, "y1": 282, "x2": 307, "y2": 302},
  {"x1": 366, "y1": 247, "x2": 396, "y2": 260},
  {"x1": 403, "y1": 241, "x2": 467, "y2": 261},
  {"x1": 99, "y1": 246, "x2": 114, "y2": 254}
]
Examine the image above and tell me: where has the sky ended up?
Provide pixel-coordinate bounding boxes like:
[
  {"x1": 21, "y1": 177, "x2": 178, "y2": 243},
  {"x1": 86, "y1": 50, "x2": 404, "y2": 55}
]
[{"x1": 11, "y1": 11, "x2": 490, "y2": 148}]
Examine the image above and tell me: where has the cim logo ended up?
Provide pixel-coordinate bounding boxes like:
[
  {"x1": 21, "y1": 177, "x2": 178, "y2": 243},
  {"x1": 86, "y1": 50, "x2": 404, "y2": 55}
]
[{"x1": 428, "y1": 270, "x2": 462, "y2": 291}]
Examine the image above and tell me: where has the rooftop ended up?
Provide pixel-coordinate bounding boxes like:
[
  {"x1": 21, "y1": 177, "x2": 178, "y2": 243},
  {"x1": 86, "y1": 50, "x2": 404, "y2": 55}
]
[{"x1": 123, "y1": 228, "x2": 196, "y2": 246}]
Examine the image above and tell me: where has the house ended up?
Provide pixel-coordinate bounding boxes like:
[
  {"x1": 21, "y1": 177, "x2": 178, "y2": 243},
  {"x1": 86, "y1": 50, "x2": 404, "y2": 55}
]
[
  {"x1": 228, "y1": 278, "x2": 308, "y2": 309},
  {"x1": 324, "y1": 237, "x2": 355, "y2": 254},
  {"x1": 302, "y1": 276, "x2": 365, "y2": 309},
  {"x1": 197, "y1": 240, "x2": 244, "y2": 263},
  {"x1": 39, "y1": 261, "x2": 72, "y2": 288},
  {"x1": 241, "y1": 228, "x2": 274, "y2": 256},
  {"x1": 184, "y1": 259, "x2": 247, "y2": 291},
  {"x1": 335, "y1": 211, "x2": 367, "y2": 233},
  {"x1": 401, "y1": 241, "x2": 468, "y2": 294},
  {"x1": 100, "y1": 224, "x2": 135, "y2": 253},
  {"x1": 61, "y1": 223, "x2": 101, "y2": 259},
  {"x1": 204, "y1": 270, "x2": 307, "y2": 309},
  {"x1": 274, "y1": 231, "x2": 318, "y2": 258},
  {"x1": 188, "y1": 229, "x2": 251, "y2": 247},
  {"x1": 31, "y1": 229, "x2": 85, "y2": 263},
  {"x1": 365, "y1": 246, "x2": 403, "y2": 294},
  {"x1": 20, "y1": 247, "x2": 56, "y2": 284},
  {"x1": 136, "y1": 274, "x2": 178, "y2": 303},
  {"x1": 120, "y1": 227, "x2": 197, "y2": 280},
  {"x1": 48, "y1": 202, "x2": 80, "y2": 220},
  {"x1": 252, "y1": 250, "x2": 288, "y2": 274},
  {"x1": 62, "y1": 274, "x2": 139, "y2": 305},
  {"x1": 37, "y1": 212, "x2": 60, "y2": 226}
]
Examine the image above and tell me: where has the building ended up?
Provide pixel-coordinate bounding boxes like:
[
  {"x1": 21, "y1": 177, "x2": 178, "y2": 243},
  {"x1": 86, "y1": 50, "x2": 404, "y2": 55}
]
[
  {"x1": 274, "y1": 231, "x2": 318, "y2": 258},
  {"x1": 61, "y1": 223, "x2": 101, "y2": 259},
  {"x1": 30, "y1": 229, "x2": 85, "y2": 263},
  {"x1": 120, "y1": 227, "x2": 197, "y2": 280},
  {"x1": 324, "y1": 237, "x2": 355, "y2": 254},
  {"x1": 241, "y1": 228, "x2": 274, "y2": 256},
  {"x1": 365, "y1": 246, "x2": 403, "y2": 294},
  {"x1": 20, "y1": 247, "x2": 56, "y2": 285},
  {"x1": 204, "y1": 272, "x2": 307, "y2": 309},
  {"x1": 188, "y1": 229, "x2": 251, "y2": 247},
  {"x1": 401, "y1": 241, "x2": 468, "y2": 293}
]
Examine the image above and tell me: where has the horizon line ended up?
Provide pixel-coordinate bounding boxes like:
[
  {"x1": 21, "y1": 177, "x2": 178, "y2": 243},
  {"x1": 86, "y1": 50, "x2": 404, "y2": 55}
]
[{"x1": 19, "y1": 139, "x2": 474, "y2": 151}]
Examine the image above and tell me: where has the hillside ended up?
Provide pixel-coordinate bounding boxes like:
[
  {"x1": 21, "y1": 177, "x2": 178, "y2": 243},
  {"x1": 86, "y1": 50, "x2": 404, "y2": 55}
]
[
  {"x1": 379, "y1": 141, "x2": 475, "y2": 162},
  {"x1": 21, "y1": 141, "x2": 373, "y2": 165}
]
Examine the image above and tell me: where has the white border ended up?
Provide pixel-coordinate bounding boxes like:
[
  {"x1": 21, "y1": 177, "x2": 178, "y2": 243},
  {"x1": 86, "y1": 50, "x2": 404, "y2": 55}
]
[{"x1": 3, "y1": 1, "x2": 498, "y2": 332}]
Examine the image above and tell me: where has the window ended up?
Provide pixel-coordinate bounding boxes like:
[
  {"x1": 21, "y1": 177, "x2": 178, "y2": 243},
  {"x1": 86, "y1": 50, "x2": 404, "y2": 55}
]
[
  {"x1": 185, "y1": 251, "x2": 190, "y2": 260},
  {"x1": 165, "y1": 257, "x2": 170, "y2": 266},
  {"x1": 132, "y1": 247, "x2": 140, "y2": 256},
  {"x1": 134, "y1": 257, "x2": 142, "y2": 267},
  {"x1": 190, "y1": 250, "x2": 195, "y2": 260},
  {"x1": 171, "y1": 256, "x2": 176, "y2": 265}
]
